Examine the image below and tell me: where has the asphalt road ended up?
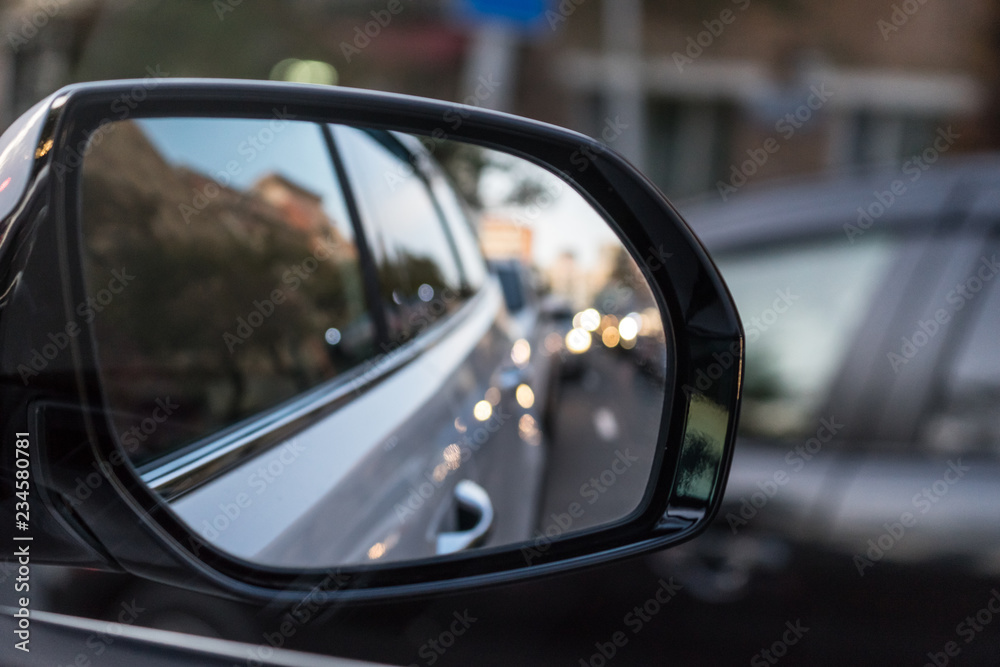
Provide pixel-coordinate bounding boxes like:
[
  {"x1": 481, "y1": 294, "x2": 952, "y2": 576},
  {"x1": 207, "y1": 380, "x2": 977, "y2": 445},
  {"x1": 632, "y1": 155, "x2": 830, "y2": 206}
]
[{"x1": 536, "y1": 344, "x2": 664, "y2": 534}]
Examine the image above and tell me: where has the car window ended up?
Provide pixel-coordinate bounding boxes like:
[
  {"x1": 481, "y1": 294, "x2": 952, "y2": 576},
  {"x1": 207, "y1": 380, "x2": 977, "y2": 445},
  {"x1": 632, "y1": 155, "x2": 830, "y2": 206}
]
[
  {"x1": 80, "y1": 118, "x2": 374, "y2": 467},
  {"x1": 713, "y1": 236, "x2": 897, "y2": 439},
  {"x1": 420, "y1": 148, "x2": 488, "y2": 293},
  {"x1": 920, "y1": 241, "x2": 1000, "y2": 454},
  {"x1": 332, "y1": 126, "x2": 470, "y2": 346}
]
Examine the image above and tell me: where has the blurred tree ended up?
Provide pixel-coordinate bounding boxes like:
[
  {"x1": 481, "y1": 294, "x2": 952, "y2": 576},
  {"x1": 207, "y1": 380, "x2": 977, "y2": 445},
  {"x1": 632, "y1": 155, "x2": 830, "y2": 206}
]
[{"x1": 432, "y1": 139, "x2": 550, "y2": 209}]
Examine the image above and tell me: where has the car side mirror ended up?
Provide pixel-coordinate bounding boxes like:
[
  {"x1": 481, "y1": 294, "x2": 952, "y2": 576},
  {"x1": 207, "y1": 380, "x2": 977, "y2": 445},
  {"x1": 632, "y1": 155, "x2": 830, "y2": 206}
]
[{"x1": 0, "y1": 80, "x2": 742, "y2": 603}]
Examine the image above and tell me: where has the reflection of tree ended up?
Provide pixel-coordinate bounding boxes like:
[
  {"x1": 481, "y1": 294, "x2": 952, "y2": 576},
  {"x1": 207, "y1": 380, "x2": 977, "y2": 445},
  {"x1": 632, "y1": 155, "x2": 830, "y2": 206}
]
[
  {"x1": 378, "y1": 250, "x2": 454, "y2": 342},
  {"x1": 593, "y1": 246, "x2": 656, "y2": 316},
  {"x1": 431, "y1": 140, "x2": 548, "y2": 208},
  {"x1": 675, "y1": 429, "x2": 720, "y2": 500},
  {"x1": 609, "y1": 245, "x2": 642, "y2": 287},
  {"x1": 675, "y1": 393, "x2": 728, "y2": 500},
  {"x1": 379, "y1": 251, "x2": 448, "y2": 300},
  {"x1": 81, "y1": 120, "x2": 368, "y2": 465}
]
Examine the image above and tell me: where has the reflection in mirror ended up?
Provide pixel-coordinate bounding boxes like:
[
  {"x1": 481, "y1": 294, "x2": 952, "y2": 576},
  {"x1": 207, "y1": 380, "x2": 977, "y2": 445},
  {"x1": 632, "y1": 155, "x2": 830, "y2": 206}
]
[{"x1": 79, "y1": 116, "x2": 670, "y2": 568}]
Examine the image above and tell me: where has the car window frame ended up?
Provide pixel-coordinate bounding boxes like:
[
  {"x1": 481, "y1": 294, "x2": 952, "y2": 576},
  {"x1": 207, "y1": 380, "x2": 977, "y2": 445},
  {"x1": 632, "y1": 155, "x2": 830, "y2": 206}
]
[
  {"x1": 822, "y1": 226, "x2": 943, "y2": 446},
  {"x1": 79, "y1": 117, "x2": 385, "y2": 472},
  {"x1": 328, "y1": 125, "x2": 482, "y2": 345},
  {"x1": 391, "y1": 131, "x2": 488, "y2": 296},
  {"x1": 132, "y1": 120, "x2": 393, "y2": 495}
]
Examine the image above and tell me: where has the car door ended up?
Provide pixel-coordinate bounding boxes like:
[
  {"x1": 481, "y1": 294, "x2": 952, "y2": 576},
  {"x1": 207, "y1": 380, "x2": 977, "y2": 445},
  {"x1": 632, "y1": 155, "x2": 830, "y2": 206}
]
[
  {"x1": 76, "y1": 115, "x2": 535, "y2": 568},
  {"x1": 308, "y1": 124, "x2": 546, "y2": 561},
  {"x1": 79, "y1": 116, "x2": 395, "y2": 563}
]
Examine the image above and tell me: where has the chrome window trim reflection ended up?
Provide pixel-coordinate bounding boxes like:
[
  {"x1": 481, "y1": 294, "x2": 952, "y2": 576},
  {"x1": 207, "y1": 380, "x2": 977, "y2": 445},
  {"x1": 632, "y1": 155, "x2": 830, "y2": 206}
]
[
  {"x1": 167, "y1": 281, "x2": 505, "y2": 564},
  {"x1": 142, "y1": 280, "x2": 499, "y2": 500}
]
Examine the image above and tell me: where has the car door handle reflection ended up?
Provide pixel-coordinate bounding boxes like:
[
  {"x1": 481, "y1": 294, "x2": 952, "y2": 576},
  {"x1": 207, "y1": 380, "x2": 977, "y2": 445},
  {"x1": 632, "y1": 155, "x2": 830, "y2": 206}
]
[{"x1": 435, "y1": 480, "x2": 494, "y2": 556}]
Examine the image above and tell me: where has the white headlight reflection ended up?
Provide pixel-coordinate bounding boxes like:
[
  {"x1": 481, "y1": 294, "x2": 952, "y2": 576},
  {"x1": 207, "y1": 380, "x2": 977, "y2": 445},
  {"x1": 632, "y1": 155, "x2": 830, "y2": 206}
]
[{"x1": 565, "y1": 327, "x2": 592, "y2": 354}]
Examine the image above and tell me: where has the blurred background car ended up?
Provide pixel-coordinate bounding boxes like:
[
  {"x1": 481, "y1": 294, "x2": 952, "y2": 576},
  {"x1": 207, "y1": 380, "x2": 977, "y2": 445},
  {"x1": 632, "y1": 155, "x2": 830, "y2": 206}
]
[
  {"x1": 3, "y1": 0, "x2": 1000, "y2": 664},
  {"x1": 650, "y1": 157, "x2": 1000, "y2": 663}
]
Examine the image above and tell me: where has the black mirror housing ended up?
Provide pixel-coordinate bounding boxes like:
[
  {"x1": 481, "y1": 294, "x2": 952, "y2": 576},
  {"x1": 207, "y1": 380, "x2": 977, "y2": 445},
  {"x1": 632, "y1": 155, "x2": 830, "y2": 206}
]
[{"x1": 0, "y1": 80, "x2": 742, "y2": 603}]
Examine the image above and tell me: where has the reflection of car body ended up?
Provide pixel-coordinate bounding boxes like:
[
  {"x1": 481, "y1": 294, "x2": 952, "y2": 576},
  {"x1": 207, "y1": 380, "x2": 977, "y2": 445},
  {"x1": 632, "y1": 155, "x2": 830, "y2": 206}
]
[
  {"x1": 488, "y1": 258, "x2": 568, "y2": 437},
  {"x1": 91, "y1": 122, "x2": 559, "y2": 566},
  {"x1": 653, "y1": 157, "x2": 1000, "y2": 662},
  {"x1": 78, "y1": 116, "x2": 663, "y2": 570}
]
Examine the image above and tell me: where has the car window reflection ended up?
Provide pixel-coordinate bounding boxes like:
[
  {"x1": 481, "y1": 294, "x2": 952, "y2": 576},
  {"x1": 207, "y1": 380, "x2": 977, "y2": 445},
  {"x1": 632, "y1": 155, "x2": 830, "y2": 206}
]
[
  {"x1": 80, "y1": 118, "x2": 373, "y2": 467},
  {"x1": 332, "y1": 126, "x2": 469, "y2": 345}
]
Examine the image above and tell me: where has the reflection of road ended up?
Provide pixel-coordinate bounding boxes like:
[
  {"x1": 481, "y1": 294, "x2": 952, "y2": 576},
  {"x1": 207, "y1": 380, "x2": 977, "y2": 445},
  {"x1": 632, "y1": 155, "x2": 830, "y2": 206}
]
[{"x1": 536, "y1": 345, "x2": 663, "y2": 533}]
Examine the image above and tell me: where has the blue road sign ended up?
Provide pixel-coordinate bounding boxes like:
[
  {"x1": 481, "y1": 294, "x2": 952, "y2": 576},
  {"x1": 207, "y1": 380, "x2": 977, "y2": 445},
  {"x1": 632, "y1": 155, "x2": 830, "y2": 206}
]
[{"x1": 461, "y1": 0, "x2": 550, "y2": 27}]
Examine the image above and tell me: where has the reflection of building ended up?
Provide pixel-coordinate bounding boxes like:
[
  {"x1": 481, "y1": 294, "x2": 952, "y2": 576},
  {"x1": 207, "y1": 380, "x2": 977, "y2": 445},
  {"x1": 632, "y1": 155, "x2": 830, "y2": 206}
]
[
  {"x1": 479, "y1": 213, "x2": 624, "y2": 309},
  {"x1": 250, "y1": 173, "x2": 357, "y2": 261},
  {"x1": 546, "y1": 251, "x2": 577, "y2": 306},
  {"x1": 252, "y1": 173, "x2": 325, "y2": 232},
  {"x1": 593, "y1": 244, "x2": 620, "y2": 291},
  {"x1": 545, "y1": 244, "x2": 630, "y2": 310},
  {"x1": 478, "y1": 215, "x2": 533, "y2": 262},
  {"x1": 87, "y1": 121, "x2": 358, "y2": 266}
]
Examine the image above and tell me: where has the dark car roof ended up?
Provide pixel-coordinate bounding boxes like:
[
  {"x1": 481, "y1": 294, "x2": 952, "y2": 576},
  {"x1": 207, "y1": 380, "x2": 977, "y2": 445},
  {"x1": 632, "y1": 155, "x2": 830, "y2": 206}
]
[{"x1": 676, "y1": 153, "x2": 1000, "y2": 251}]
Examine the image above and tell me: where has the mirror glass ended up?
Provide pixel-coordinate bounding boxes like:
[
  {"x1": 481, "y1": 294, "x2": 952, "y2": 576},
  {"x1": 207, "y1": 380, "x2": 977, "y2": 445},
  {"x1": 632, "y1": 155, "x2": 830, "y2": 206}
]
[{"x1": 78, "y1": 115, "x2": 669, "y2": 568}]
